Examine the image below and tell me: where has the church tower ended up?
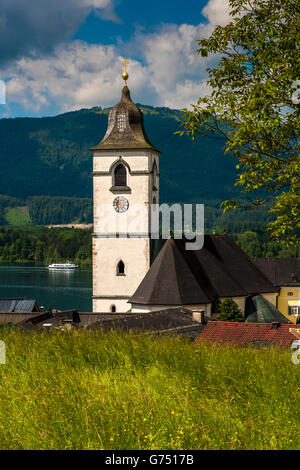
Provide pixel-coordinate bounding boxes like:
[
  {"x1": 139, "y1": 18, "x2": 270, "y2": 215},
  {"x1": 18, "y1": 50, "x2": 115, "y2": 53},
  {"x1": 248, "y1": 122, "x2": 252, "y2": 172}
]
[{"x1": 91, "y1": 63, "x2": 160, "y2": 313}]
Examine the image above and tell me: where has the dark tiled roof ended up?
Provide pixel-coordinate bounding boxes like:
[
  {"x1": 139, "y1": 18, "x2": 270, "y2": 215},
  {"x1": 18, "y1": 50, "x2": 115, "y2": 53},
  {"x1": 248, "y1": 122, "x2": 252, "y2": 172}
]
[
  {"x1": 86, "y1": 308, "x2": 204, "y2": 337},
  {"x1": 130, "y1": 235, "x2": 277, "y2": 306},
  {"x1": 252, "y1": 258, "x2": 300, "y2": 286},
  {"x1": 245, "y1": 295, "x2": 292, "y2": 324},
  {"x1": 195, "y1": 321, "x2": 299, "y2": 347},
  {"x1": 0, "y1": 312, "x2": 50, "y2": 325},
  {"x1": 0, "y1": 299, "x2": 39, "y2": 313},
  {"x1": 91, "y1": 86, "x2": 159, "y2": 153}
]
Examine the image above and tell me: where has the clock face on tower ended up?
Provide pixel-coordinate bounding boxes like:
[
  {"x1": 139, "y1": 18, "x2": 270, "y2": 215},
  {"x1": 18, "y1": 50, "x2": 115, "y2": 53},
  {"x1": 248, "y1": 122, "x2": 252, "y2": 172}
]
[{"x1": 113, "y1": 196, "x2": 129, "y2": 213}]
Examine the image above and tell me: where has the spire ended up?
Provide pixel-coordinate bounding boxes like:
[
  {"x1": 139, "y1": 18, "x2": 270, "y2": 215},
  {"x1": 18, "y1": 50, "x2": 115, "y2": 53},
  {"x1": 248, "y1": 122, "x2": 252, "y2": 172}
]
[
  {"x1": 122, "y1": 59, "x2": 129, "y2": 86},
  {"x1": 90, "y1": 61, "x2": 160, "y2": 153}
]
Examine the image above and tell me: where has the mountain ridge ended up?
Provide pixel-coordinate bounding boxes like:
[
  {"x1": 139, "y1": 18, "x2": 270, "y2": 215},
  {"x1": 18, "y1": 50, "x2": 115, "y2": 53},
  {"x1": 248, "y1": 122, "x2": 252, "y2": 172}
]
[{"x1": 0, "y1": 104, "x2": 236, "y2": 203}]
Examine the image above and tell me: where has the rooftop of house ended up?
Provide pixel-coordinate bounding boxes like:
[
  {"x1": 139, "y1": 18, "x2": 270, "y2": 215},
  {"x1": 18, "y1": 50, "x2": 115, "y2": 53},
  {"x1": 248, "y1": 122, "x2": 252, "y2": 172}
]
[
  {"x1": 84, "y1": 308, "x2": 204, "y2": 336},
  {"x1": 30, "y1": 308, "x2": 205, "y2": 338},
  {"x1": 0, "y1": 311, "x2": 51, "y2": 325},
  {"x1": 195, "y1": 321, "x2": 299, "y2": 347},
  {"x1": 252, "y1": 257, "x2": 300, "y2": 287},
  {"x1": 0, "y1": 298, "x2": 39, "y2": 313},
  {"x1": 130, "y1": 235, "x2": 278, "y2": 306}
]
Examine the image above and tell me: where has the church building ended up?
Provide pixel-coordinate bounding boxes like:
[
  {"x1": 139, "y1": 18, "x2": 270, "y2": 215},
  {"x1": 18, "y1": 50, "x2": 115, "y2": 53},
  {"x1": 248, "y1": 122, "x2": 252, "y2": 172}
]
[
  {"x1": 91, "y1": 65, "x2": 289, "y2": 318},
  {"x1": 91, "y1": 64, "x2": 160, "y2": 313}
]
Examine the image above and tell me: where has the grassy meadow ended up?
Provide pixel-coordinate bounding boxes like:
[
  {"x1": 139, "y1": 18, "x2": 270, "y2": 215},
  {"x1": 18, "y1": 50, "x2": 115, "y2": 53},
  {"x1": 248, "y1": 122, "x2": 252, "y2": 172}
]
[{"x1": 0, "y1": 328, "x2": 299, "y2": 450}]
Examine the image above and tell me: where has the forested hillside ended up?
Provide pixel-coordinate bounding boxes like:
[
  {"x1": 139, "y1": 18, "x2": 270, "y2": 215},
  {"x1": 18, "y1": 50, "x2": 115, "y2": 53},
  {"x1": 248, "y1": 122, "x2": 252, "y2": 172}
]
[
  {"x1": 0, "y1": 104, "x2": 236, "y2": 202},
  {"x1": 0, "y1": 103, "x2": 274, "y2": 232}
]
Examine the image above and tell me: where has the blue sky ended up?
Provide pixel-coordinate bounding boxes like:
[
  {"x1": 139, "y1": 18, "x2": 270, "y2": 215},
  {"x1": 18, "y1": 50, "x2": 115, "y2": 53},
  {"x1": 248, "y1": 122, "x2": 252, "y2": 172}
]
[
  {"x1": 74, "y1": 1, "x2": 208, "y2": 46},
  {"x1": 0, "y1": 0, "x2": 231, "y2": 117}
]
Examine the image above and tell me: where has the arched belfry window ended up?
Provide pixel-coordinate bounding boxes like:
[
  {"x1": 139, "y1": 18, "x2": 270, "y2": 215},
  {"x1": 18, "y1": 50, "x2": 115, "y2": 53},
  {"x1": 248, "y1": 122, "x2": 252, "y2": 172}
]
[
  {"x1": 117, "y1": 260, "x2": 125, "y2": 276},
  {"x1": 114, "y1": 164, "x2": 127, "y2": 187},
  {"x1": 111, "y1": 305, "x2": 116, "y2": 313},
  {"x1": 152, "y1": 160, "x2": 158, "y2": 191}
]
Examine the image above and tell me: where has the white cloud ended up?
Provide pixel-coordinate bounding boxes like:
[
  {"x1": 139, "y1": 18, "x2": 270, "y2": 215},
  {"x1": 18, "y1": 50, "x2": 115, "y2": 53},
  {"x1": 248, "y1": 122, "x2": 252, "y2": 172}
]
[
  {"x1": 1, "y1": 0, "x2": 234, "y2": 114},
  {"x1": 202, "y1": 0, "x2": 232, "y2": 27},
  {"x1": 4, "y1": 42, "x2": 147, "y2": 112}
]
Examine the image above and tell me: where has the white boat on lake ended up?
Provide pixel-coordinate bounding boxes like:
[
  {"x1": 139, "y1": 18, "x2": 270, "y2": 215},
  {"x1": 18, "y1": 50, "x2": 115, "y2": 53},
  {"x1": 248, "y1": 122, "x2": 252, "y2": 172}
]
[{"x1": 48, "y1": 261, "x2": 78, "y2": 270}]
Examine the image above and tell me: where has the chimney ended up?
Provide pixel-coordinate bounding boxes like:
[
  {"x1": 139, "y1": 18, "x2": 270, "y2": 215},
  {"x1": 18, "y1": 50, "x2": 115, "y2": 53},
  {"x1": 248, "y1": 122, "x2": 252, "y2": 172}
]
[
  {"x1": 271, "y1": 322, "x2": 281, "y2": 329},
  {"x1": 193, "y1": 310, "x2": 206, "y2": 324}
]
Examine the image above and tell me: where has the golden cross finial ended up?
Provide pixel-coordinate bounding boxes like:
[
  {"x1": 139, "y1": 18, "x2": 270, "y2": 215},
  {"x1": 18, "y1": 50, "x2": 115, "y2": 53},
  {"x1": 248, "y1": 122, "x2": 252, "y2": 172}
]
[{"x1": 122, "y1": 59, "x2": 129, "y2": 86}]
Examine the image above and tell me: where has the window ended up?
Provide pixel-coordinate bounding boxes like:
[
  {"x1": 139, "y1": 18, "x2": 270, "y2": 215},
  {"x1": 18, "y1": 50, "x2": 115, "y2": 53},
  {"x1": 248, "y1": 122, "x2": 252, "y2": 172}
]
[
  {"x1": 117, "y1": 260, "x2": 125, "y2": 276},
  {"x1": 289, "y1": 306, "x2": 300, "y2": 316},
  {"x1": 111, "y1": 305, "x2": 116, "y2": 313},
  {"x1": 114, "y1": 164, "x2": 127, "y2": 187},
  {"x1": 152, "y1": 160, "x2": 158, "y2": 190}
]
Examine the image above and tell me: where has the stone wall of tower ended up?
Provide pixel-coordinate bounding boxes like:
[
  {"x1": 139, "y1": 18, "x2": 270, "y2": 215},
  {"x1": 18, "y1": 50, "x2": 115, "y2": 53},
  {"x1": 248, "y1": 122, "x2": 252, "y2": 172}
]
[{"x1": 92, "y1": 149, "x2": 159, "y2": 313}]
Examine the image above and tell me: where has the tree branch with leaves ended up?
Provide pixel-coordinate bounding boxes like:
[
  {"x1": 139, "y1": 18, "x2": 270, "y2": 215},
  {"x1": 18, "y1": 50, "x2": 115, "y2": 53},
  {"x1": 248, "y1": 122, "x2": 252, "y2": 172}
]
[{"x1": 179, "y1": 0, "x2": 300, "y2": 245}]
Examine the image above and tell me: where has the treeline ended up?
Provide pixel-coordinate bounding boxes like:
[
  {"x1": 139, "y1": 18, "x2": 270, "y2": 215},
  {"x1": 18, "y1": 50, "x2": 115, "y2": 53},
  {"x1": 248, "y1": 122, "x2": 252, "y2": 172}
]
[
  {"x1": 0, "y1": 194, "x2": 93, "y2": 226},
  {"x1": 0, "y1": 227, "x2": 297, "y2": 268},
  {"x1": 0, "y1": 227, "x2": 92, "y2": 266},
  {"x1": 28, "y1": 196, "x2": 92, "y2": 225},
  {"x1": 233, "y1": 231, "x2": 300, "y2": 258}
]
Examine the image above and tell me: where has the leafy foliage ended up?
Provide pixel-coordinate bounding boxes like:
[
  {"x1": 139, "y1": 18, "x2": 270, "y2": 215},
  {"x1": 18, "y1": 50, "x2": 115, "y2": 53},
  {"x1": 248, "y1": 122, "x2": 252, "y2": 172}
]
[
  {"x1": 217, "y1": 298, "x2": 244, "y2": 322},
  {"x1": 180, "y1": 0, "x2": 300, "y2": 245},
  {"x1": 0, "y1": 227, "x2": 92, "y2": 266}
]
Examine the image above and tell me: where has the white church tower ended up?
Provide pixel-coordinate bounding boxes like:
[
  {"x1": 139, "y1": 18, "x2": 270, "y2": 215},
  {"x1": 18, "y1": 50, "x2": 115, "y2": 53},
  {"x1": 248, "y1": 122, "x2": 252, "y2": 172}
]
[{"x1": 91, "y1": 62, "x2": 160, "y2": 313}]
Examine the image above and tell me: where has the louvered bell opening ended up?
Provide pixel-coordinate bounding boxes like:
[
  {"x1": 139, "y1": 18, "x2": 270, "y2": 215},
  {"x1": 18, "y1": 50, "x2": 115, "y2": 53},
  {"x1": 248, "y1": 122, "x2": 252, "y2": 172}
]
[{"x1": 114, "y1": 164, "x2": 127, "y2": 187}]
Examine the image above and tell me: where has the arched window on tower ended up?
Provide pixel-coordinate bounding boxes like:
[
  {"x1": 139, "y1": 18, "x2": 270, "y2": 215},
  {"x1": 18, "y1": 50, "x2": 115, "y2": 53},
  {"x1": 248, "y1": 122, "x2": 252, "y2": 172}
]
[
  {"x1": 116, "y1": 260, "x2": 125, "y2": 276},
  {"x1": 114, "y1": 164, "x2": 127, "y2": 187},
  {"x1": 111, "y1": 305, "x2": 116, "y2": 313},
  {"x1": 152, "y1": 160, "x2": 158, "y2": 191}
]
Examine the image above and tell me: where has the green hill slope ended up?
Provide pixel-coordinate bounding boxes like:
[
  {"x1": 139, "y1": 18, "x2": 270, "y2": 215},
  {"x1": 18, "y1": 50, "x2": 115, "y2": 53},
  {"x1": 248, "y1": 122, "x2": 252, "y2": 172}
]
[{"x1": 0, "y1": 105, "x2": 237, "y2": 203}]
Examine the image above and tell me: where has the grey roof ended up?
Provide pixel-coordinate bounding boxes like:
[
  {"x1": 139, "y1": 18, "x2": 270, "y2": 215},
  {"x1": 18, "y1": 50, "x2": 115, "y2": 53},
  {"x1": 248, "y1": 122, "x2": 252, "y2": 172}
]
[
  {"x1": 130, "y1": 235, "x2": 278, "y2": 306},
  {"x1": 0, "y1": 312, "x2": 50, "y2": 325},
  {"x1": 0, "y1": 299, "x2": 39, "y2": 313},
  {"x1": 90, "y1": 86, "x2": 160, "y2": 153},
  {"x1": 85, "y1": 307, "x2": 204, "y2": 337},
  {"x1": 245, "y1": 295, "x2": 292, "y2": 323},
  {"x1": 19, "y1": 308, "x2": 204, "y2": 338},
  {"x1": 252, "y1": 258, "x2": 300, "y2": 287}
]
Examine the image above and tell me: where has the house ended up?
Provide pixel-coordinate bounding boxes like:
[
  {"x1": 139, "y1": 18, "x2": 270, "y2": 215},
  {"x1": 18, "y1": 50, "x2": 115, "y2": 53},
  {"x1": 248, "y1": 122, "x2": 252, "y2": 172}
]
[
  {"x1": 128, "y1": 236, "x2": 278, "y2": 317},
  {"x1": 253, "y1": 258, "x2": 300, "y2": 323},
  {"x1": 195, "y1": 321, "x2": 300, "y2": 347}
]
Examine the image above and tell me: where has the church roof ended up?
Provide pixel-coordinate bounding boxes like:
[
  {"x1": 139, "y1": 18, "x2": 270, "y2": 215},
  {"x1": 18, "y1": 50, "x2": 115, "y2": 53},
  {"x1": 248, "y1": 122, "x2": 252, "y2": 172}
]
[
  {"x1": 129, "y1": 235, "x2": 278, "y2": 306},
  {"x1": 91, "y1": 86, "x2": 160, "y2": 152}
]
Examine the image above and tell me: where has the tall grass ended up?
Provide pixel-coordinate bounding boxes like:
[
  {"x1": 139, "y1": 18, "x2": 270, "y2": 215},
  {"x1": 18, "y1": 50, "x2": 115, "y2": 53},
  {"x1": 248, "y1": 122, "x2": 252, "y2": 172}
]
[{"x1": 0, "y1": 328, "x2": 299, "y2": 450}]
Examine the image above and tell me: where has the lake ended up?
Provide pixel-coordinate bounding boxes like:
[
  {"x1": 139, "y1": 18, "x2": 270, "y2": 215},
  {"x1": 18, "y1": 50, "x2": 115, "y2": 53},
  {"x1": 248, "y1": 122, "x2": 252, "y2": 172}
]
[{"x1": 0, "y1": 266, "x2": 92, "y2": 312}]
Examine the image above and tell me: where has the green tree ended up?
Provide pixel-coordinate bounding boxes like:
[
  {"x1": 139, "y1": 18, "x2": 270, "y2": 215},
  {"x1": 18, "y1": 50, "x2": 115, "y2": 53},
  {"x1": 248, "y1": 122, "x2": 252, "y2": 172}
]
[
  {"x1": 217, "y1": 298, "x2": 244, "y2": 322},
  {"x1": 180, "y1": 0, "x2": 300, "y2": 245}
]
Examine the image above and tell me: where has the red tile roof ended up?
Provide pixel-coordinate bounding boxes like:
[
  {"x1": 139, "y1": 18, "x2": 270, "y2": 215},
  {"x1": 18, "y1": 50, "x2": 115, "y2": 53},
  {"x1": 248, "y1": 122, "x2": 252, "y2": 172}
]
[{"x1": 195, "y1": 321, "x2": 299, "y2": 347}]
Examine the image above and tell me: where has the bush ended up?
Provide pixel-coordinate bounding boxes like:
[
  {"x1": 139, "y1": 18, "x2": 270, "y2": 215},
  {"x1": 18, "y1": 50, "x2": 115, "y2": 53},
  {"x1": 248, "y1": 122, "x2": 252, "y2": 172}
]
[{"x1": 217, "y1": 298, "x2": 244, "y2": 322}]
